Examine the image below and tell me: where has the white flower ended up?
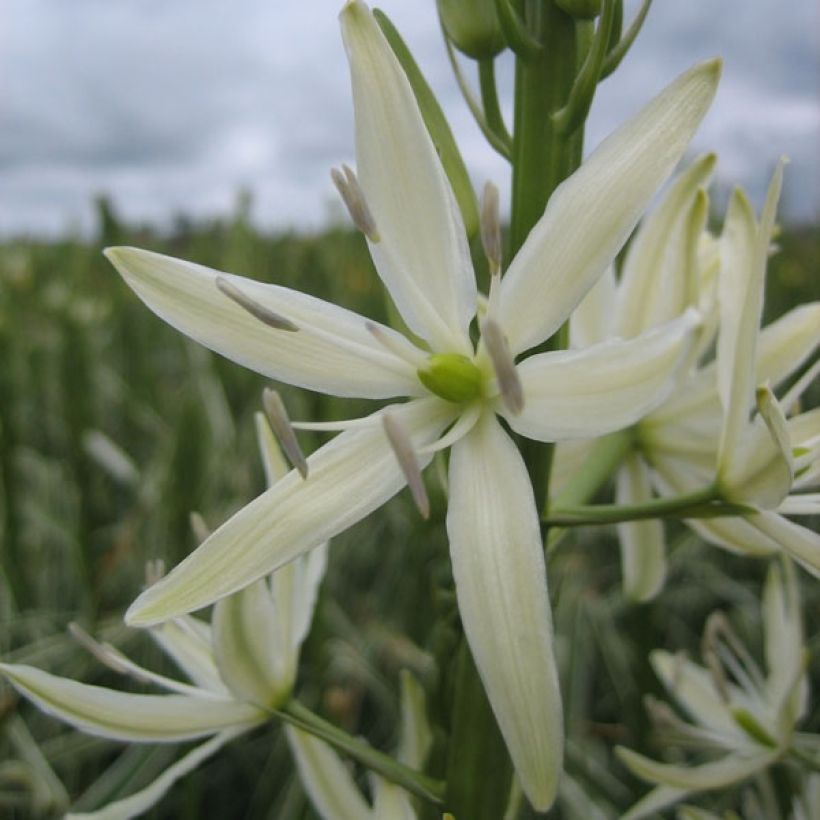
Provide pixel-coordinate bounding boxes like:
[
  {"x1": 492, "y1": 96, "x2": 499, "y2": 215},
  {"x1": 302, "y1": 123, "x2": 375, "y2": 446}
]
[
  {"x1": 0, "y1": 413, "x2": 327, "y2": 819},
  {"x1": 618, "y1": 558, "x2": 812, "y2": 820},
  {"x1": 104, "y1": 1, "x2": 719, "y2": 807},
  {"x1": 554, "y1": 160, "x2": 820, "y2": 600}
]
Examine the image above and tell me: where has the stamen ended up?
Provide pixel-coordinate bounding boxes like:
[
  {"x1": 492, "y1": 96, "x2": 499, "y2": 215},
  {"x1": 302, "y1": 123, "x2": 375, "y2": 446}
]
[
  {"x1": 780, "y1": 358, "x2": 820, "y2": 416},
  {"x1": 189, "y1": 512, "x2": 211, "y2": 544},
  {"x1": 291, "y1": 416, "x2": 378, "y2": 432},
  {"x1": 331, "y1": 164, "x2": 380, "y2": 242},
  {"x1": 263, "y1": 388, "x2": 308, "y2": 479},
  {"x1": 703, "y1": 612, "x2": 766, "y2": 699},
  {"x1": 419, "y1": 404, "x2": 481, "y2": 455},
  {"x1": 69, "y1": 622, "x2": 133, "y2": 676},
  {"x1": 481, "y1": 318, "x2": 524, "y2": 415},
  {"x1": 365, "y1": 321, "x2": 427, "y2": 368},
  {"x1": 216, "y1": 276, "x2": 299, "y2": 332},
  {"x1": 382, "y1": 412, "x2": 430, "y2": 519},
  {"x1": 145, "y1": 559, "x2": 166, "y2": 588},
  {"x1": 480, "y1": 181, "x2": 502, "y2": 278},
  {"x1": 756, "y1": 383, "x2": 794, "y2": 483}
]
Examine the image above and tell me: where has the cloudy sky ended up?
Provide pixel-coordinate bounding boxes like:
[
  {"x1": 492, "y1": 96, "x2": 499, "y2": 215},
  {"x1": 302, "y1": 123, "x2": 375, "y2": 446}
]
[{"x1": 2, "y1": 0, "x2": 818, "y2": 237}]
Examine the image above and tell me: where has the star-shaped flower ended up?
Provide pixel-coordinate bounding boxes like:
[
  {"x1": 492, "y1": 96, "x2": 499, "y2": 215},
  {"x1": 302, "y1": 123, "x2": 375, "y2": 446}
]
[
  {"x1": 104, "y1": 1, "x2": 719, "y2": 807},
  {"x1": 617, "y1": 559, "x2": 813, "y2": 820},
  {"x1": 0, "y1": 413, "x2": 328, "y2": 819}
]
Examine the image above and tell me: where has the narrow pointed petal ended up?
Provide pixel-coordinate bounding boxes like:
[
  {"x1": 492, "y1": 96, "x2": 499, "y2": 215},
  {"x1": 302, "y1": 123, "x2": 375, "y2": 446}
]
[
  {"x1": 616, "y1": 747, "x2": 778, "y2": 790},
  {"x1": 150, "y1": 617, "x2": 229, "y2": 695},
  {"x1": 66, "y1": 730, "x2": 244, "y2": 820},
  {"x1": 212, "y1": 579, "x2": 284, "y2": 707},
  {"x1": 371, "y1": 778, "x2": 416, "y2": 820},
  {"x1": 616, "y1": 154, "x2": 716, "y2": 337},
  {"x1": 499, "y1": 59, "x2": 721, "y2": 355},
  {"x1": 285, "y1": 727, "x2": 374, "y2": 820},
  {"x1": 0, "y1": 663, "x2": 264, "y2": 742},
  {"x1": 287, "y1": 543, "x2": 329, "y2": 657},
  {"x1": 341, "y1": 1, "x2": 476, "y2": 352},
  {"x1": 620, "y1": 785, "x2": 690, "y2": 820},
  {"x1": 753, "y1": 513, "x2": 820, "y2": 578},
  {"x1": 126, "y1": 400, "x2": 454, "y2": 626},
  {"x1": 650, "y1": 651, "x2": 744, "y2": 738},
  {"x1": 105, "y1": 247, "x2": 422, "y2": 399},
  {"x1": 447, "y1": 412, "x2": 562, "y2": 811},
  {"x1": 717, "y1": 163, "x2": 785, "y2": 480},
  {"x1": 616, "y1": 458, "x2": 667, "y2": 602},
  {"x1": 508, "y1": 310, "x2": 699, "y2": 441}
]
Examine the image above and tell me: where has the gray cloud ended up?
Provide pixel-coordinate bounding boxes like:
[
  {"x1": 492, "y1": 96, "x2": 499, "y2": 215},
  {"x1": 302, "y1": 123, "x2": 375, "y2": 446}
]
[{"x1": 1, "y1": 0, "x2": 817, "y2": 236}]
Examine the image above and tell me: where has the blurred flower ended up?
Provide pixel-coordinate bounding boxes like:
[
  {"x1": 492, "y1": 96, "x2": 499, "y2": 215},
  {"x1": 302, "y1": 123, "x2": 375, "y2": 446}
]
[
  {"x1": 554, "y1": 161, "x2": 820, "y2": 600},
  {"x1": 617, "y1": 558, "x2": 815, "y2": 819},
  {"x1": 105, "y1": 0, "x2": 719, "y2": 808},
  {"x1": 0, "y1": 413, "x2": 327, "y2": 819}
]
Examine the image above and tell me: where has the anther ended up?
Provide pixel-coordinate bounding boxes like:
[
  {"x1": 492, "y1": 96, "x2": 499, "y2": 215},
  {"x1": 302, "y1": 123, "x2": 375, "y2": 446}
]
[
  {"x1": 216, "y1": 276, "x2": 299, "y2": 332},
  {"x1": 480, "y1": 181, "x2": 502, "y2": 278},
  {"x1": 382, "y1": 412, "x2": 430, "y2": 519},
  {"x1": 144, "y1": 559, "x2": 166, "y2": 587},
  {"x1": 331, "y1": 164, "x2": 380, "y2": 242},
  {"x1": 482, "y1": 318, "x2": 524, "y2": 415},
  {"x1": 263, "y1": 388, "x2": 309, "y2": 479}
]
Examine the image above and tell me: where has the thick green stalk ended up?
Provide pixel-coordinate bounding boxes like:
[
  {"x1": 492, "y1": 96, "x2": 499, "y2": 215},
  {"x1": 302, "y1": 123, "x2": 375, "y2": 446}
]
[
  {"x1": 278, "y1": 700, "x2": 445, "y2": 805},
  {"x1": 509, "y1": 0, "x2": 579, "y2": 511}
]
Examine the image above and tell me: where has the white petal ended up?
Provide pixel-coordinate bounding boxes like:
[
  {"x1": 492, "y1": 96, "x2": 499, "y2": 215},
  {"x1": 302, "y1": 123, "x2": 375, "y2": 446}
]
[
  {"x1": 371, "y1": 778, "x2": 416, "y2": 820},
  {"x1": 150, "y1": 617, "x2": 229, "y2": 695},
  {"x1": 716, "y1": 164, "x2": 784, "y2": 476},
  {"x1": 508, "y1": 311, "x2": 699, "y2": 441},
  {"x1": 105, "y1": 247, "x2": 422, "y2": 399},
  {"x1": 650, "y1": 651, "x2": 744, "y2": 739},
  {"x1": 126, "y1": 399, "x2": 454, "y2": 626},
  {"x1": 447, "y1": 412, "x2": 562, "y2": 811},
  {"x1": 752, "y1": 513, "x2": 820, "y2": 578},
  {"x1": 616, "y1": 747, "x2": 778, "y2": 790},
  {"x1": 340, "y1": 1, "x2": 476, "y2": 352},
  {"x1": 285, "y1": 727, "x2": 373, "y2": 820},
  {"x1": 616, "y1": 458, "x2": 667, "y2": 602},
  {"x1": 620, "y1": 785, "x2": 690, "y2": 820},
  {"x1": 763, "y1": 559, "x2": 808, "y2": 725},
  {"x1": 212, "y1": 579, "x2": 285, "y2": 706},
  {"x1": 756, "y1": 302, "x2": 820, "y2": 388},
  {"x1": 779, "y1": 495, "x2": 820, "y2": 515},
  {"x1": 0, "y1": 663, "x2": 264, "y2": 743},
  {"x1": 286, "y1": 543, "x2": 329, "y2": 658},
  {"x1": 616, "y1": 153, "x2": 715, "y2": 337},
  {"x1": 66, "y1": 730, "x2": 244, "y2": 820},
  {"x1": 568, "y1": 264, "x2": 616, "y2": 348},
  {"x1": 498, "y1": 59, "x2": 720, "y2": 355}
]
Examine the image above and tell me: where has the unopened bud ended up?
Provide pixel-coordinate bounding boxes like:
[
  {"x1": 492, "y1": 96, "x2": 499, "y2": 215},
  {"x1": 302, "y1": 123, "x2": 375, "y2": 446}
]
[{"x1": 438, "y1": 0, "x2": 506, "y2": 59}]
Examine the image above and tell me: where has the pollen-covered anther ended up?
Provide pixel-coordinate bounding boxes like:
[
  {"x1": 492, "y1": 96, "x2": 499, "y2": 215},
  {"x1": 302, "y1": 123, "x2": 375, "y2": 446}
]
[
  {"x1": 331, "y1": 164, "x2": 380, "y2": 243},
  {"x1": 480, "y1": 181, "x2": 502, "y2": 277},
  {"x1": 215, "y1": 277, "x2": 299, "y2": 332},
  {"x1": 382, "y1": 411, "x2": 430, "y2": 519},
  {"x1": 263, "y1": 388, "x2": 309, "y2": 479},
  {"x1": 482, "y1": 318, "x2": 524, "y2": 415}
]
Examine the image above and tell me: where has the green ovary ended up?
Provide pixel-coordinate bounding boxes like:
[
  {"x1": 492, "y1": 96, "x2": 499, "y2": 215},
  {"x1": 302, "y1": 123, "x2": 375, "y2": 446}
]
[{"x1": 418, "y1": 353, "x2": 483, "y2": 404}]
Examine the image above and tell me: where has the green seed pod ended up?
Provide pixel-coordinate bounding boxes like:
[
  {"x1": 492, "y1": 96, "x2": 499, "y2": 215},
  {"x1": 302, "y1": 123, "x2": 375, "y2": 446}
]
[
  {"x1": 438, "y1": 0, "x2": 506, "y2": 60},
  {"x1": 555, "y1": 0, "x2": 602, "y2": 19},
  {"x1": 418, "y1": 353, "x2": 484, "y2": 404}
]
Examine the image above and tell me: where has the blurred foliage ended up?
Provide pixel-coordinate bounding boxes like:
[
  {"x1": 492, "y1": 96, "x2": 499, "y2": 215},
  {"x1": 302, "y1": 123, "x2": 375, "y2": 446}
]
[{"x1": 0, "y1": 195, "x2": 817, "y2": 818}]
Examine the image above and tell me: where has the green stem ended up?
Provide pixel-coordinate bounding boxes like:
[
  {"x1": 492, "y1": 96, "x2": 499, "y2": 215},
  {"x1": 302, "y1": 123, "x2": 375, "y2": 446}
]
[
  {"x1": 544, "y1": 485, "x2": 755, "y2": 526},
  {"x1": 509, "y1": 0, "x2": 579, "y2": 511},
  {"x1": 478, "y1": 59, "x2": 513, "y2": 148},
  {"x1": 277, "y1": 700, "x2": 445, "y2": 805}
]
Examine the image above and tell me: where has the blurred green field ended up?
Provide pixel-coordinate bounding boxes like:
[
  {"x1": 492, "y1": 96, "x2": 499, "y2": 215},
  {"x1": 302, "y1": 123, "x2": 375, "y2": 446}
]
[{"x1": 1, "y1": 196, "x2": 818, "y2": 818}]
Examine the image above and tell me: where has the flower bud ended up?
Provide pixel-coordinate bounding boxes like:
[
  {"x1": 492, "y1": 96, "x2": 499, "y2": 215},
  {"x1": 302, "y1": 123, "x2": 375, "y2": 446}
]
[
  {"x1": 438, "y1": 0, "x2": 506, "y2": 59},
  {"x1": 555, "y1": 0, "x2": 602, "y2": 19}
]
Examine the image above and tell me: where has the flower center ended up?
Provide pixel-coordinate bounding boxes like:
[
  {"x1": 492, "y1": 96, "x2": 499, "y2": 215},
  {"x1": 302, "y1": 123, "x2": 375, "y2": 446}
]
[{"x1": 417, "y1": 353, "x2": 483, "y2": 404}]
